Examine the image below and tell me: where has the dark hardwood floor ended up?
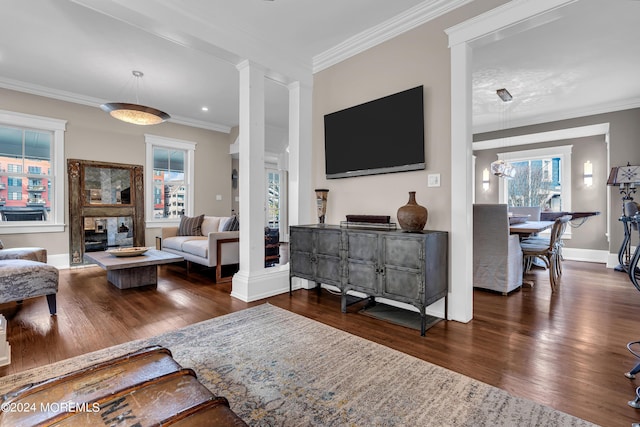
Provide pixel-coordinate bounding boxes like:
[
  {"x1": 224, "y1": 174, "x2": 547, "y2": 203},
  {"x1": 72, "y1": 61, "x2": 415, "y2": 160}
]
[{"x1": 1, "y1": 260, "x2": 639, "y2": 426}]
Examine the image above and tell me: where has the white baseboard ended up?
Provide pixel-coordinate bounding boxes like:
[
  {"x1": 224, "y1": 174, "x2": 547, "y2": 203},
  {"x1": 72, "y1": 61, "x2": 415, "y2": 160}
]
[
  {"x1": 562, "y1": 248, "x2": 609, "y2": 264},
  {"x1": 231, "y1": 265, "x2": 290, "y2": 302},
  {"x1": 48, "y1": 253, "x2": 70, "y2": 269},
  {"x1": 605, "y1": 246, "x2": 638, "y2": 269}
]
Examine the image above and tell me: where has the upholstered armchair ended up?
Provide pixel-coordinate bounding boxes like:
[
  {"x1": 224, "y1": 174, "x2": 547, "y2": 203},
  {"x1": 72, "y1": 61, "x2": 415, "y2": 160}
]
[
  {"x1": 0, "y1": 245, "x2": 58, "y2": 315},
  {"x1": 0, "y1": 246, "x2": 47, "y2": 263},
  {"x1": 473, "y1": 204, "x2": 523, "y2": 294}
]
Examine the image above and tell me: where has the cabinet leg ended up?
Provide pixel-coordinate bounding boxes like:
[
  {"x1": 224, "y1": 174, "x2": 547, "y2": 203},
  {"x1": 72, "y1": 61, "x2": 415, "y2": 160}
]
[{"x1": 444, "y1": 293, "x2": 448, "y2": 321}]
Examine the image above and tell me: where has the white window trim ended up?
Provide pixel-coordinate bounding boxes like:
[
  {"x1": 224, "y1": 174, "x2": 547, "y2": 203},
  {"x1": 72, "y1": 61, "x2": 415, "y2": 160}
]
[
  {"x1": 498, "y1": 144, "x2": 573, "y2": 238},
  {"x1": 144, "y1": 134, "x2": 196, "y2": 227},
  {"x1": 0, "y1": 109, "x2": 66, "y2": 234}
]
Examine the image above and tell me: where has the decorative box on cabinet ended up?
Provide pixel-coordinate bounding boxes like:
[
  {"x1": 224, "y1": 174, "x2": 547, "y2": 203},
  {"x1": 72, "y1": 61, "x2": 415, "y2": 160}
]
[{"x1": 289, "y1": 225, "x2": 448, "y2": 335}]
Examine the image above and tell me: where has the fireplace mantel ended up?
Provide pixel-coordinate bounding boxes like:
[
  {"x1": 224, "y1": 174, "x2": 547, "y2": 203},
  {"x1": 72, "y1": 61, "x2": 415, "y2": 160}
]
[{"x1": 67, "y1": 159, "x2": 145, "y2": 266}]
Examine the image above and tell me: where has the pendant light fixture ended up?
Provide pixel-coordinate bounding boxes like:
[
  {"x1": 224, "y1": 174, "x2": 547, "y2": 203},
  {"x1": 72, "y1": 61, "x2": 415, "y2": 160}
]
[
  {"x1": 490, "y1": 88, "x2": 516, "y2": 178},
  {"x1": 101, "y1": 70, "x2": 170, "y2": 125}
]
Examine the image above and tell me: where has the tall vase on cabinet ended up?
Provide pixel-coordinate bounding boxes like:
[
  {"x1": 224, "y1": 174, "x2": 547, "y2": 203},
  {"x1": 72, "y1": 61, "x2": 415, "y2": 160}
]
[
  {"x1": 315, "y1": 189, "x2": 329, "y2": 224},
  {"x1": 397, "y1": 191, "x2": 428, "y2": 232}
]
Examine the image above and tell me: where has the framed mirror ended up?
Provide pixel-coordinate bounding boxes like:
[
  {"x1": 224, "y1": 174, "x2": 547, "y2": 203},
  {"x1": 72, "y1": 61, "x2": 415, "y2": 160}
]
[{"x1": 83, "y1": 166, "x2": 132, "y2": 205}]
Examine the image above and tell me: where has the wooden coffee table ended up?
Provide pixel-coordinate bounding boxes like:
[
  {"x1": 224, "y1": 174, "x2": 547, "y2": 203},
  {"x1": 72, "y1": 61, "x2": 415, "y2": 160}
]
[{"x1": 84, "y1": 249, "x2": 183, "y2": 289}]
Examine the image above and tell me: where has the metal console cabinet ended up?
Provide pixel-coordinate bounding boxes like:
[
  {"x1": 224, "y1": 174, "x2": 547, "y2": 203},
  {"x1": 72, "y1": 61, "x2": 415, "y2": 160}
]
[{"x1": 289, "y1": 224, "x2": 448, "y2": 335}]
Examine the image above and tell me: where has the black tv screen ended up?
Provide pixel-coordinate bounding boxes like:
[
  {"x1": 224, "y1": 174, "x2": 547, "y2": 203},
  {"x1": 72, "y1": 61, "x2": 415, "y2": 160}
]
[{"x1": 324, "y1": 85, "x2": 425, "y2": 179}]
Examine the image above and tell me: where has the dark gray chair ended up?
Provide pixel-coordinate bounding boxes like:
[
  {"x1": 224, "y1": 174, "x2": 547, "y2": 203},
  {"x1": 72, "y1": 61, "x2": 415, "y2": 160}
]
[{"x1": 473, "y1": 204, "x2": 523, "y2": 294}]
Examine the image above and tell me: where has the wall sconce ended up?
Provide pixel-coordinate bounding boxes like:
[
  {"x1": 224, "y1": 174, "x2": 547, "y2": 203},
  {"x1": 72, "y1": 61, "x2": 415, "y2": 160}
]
[
  {"x1": 482, "y1": 168, "x2": 490, "y2": 191},
  {"x1": 583, "y1": 161, "x2": 593, "y2": 186}
]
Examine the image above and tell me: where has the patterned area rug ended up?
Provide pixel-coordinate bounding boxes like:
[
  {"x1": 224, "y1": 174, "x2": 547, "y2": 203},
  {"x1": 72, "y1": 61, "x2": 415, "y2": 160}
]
[{"x1": 0, "y1": 304, "x2": 595, "y2": 426}]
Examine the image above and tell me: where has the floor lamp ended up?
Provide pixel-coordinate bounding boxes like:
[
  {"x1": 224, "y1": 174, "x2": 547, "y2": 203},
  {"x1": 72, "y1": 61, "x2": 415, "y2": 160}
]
[{"x1": 607, "y1": 164, "x2": 640, "y2": 272}]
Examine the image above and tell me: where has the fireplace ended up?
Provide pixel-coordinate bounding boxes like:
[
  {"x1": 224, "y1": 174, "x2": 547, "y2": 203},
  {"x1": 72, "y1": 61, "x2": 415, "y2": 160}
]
[{"x1": 84, "y1": 216, "x2": 134, "y2": 252}]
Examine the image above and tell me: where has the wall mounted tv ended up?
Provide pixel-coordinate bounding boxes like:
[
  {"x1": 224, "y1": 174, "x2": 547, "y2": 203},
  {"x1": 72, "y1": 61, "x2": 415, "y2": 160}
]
[{"x1": 323, "y1": 85, "x2": 425, "y2": 179}]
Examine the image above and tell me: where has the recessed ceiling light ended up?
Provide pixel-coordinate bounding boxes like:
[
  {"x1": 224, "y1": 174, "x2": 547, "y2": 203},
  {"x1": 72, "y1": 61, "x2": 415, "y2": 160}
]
[{"x1": 201, "y1": 106, "x2": 209, "y2": 112}]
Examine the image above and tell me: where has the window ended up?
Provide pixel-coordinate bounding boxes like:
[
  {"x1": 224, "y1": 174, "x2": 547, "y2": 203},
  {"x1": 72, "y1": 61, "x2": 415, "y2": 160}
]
[
  {"x1": 507, "y1": 158, "x2": 562, "y2": 210},
  {"x1": 145, "y1": 135, "x2": 196, "y2": 225},
  {"x1": 498, "y1": 145, "x2": 572, "y2": 211},
  {"x1": 7, "y1": 177, "x2": 22, "y2": 187},
  {"x1": 0, "y1": 110, "x2": 65, "y2": 233},
  {"x1": 498, "y1": 145, "x2": 573, "y2": 236},
  {"x1": 265, "y1": 166, "x2": 287, "y2": 235},
  {"x1": 266, "y1": 168, "x2": 281, "y2": 228}
]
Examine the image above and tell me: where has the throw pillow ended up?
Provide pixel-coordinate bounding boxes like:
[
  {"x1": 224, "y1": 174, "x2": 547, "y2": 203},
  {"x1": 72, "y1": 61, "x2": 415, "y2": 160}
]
[
  {"x1": 223, "y1": 215, "x2": 239, "y2": 231},
  {"x1": 177, "y1": 214, "x2": 204, "y2": 236}
]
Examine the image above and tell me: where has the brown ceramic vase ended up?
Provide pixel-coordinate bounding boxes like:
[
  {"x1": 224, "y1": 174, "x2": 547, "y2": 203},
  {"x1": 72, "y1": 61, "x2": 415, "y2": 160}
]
[{"x1": 397, "y1": 191, "x2": 428, "y2": 232}]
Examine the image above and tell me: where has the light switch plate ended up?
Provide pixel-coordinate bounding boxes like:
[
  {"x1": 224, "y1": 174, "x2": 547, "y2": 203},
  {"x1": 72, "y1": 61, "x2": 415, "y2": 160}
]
[
  {"x1": 427, "y1": 174, "x2": 441, "y2": 187},
  {"x1": 216, "y1": 194, "x2": 222, "y2": 200}
]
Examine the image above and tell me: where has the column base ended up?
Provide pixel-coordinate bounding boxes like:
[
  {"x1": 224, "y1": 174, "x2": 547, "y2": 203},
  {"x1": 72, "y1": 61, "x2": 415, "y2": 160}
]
[{"x1": 231, "y1": 265, "x2": 290, "y2": 302}]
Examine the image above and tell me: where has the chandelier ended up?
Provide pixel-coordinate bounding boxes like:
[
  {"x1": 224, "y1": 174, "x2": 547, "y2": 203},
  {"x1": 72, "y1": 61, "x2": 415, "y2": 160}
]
[{"x1": 101, "y1": 71, "x2": 170, "y2": 126}]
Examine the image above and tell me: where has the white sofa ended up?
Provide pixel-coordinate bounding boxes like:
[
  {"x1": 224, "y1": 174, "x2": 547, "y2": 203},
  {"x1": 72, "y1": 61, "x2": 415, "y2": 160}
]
[{"x1": 161, "y1": 216, "x2": 239, "y2": 283}]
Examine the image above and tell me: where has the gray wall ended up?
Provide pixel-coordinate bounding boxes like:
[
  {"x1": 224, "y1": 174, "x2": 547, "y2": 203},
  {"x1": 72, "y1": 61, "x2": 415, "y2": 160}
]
[
  {"x1": 474, "y1": 134, "x2": 607, "y2": 251},
  {"x1": 0, "y1": 87, "x2": 234, "y2": 259},
  {"x1": 312, "y1": 0, "x2": 508, "y2": 232},
  {"x1": 474, "y1": 108, "x2": 640, "y2": 253}
]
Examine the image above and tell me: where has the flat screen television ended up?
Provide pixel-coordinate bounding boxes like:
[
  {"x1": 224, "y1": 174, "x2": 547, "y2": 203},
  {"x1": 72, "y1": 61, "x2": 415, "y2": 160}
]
[{"x1": 323, "y1": 85, "x2": 425, "y2": 179}]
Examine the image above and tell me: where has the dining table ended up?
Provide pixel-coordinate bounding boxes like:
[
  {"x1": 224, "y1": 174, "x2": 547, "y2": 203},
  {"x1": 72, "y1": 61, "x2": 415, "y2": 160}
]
[{"x1": 509, "y1": 220, "x2": 555, "y2": 237}]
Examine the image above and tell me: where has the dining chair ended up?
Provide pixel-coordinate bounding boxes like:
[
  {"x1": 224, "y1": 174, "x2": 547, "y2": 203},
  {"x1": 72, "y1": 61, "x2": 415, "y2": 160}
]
[
  {"x1": 520, "y1": 215, "x2": 571, "y2": 292},
  {"x1": 473, "y1": 204, "x2": 523, "y2": 294},
  {"x1": 508, "y1": 206, "x2": 541, "y2": 221}
]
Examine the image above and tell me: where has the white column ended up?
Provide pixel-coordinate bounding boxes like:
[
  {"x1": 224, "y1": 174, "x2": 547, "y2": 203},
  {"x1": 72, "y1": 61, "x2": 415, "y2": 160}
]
[
  {"x1": 287, "y1": 81, "x2": 316, "y2": 291},
  {"x1": 449, "y1": 42, "x2": 473, "y2": 323},
  {"x1": 232, "y1": 60, "x2": 268, "y2": 300},
  {"x1": 231, "y1": 61, "x2": 298, "y2": 301},
  {"x1": 287, "y1": 81, "x2": 314, "y2": 227}
]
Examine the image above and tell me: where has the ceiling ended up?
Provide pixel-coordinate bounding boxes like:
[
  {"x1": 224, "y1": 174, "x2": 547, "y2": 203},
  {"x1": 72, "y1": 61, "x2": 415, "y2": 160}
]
[
  {"x1": 0, "y1": 0, "x2": 638, "y2": 147},
  {"x1": 472, "y1": 0, "x2": 640, "y2": 133}
]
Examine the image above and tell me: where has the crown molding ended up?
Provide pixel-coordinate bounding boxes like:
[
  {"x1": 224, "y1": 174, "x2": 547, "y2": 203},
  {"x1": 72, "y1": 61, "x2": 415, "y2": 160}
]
[
  {"x1": 472, "y1": 97, "x2": 640, "y2": 134},
  {"x1": 0, "y1": 77, "x2": 101, "y2": 108},
  {"x1": 165, "y1": 115, "x2": 231, "y2": 133},
  {"x1": 313, "y1": 0, "x2": 473, "y2": 73},
  {"x1": 0, "y1": 76, "x2": 231, "y2": 134},
  {"x1": 445, "y1": 0, "x2": 576, "y2": 47},
  {"x1": 473, "y1": 123, "x2": 609, "y2": 151}
]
